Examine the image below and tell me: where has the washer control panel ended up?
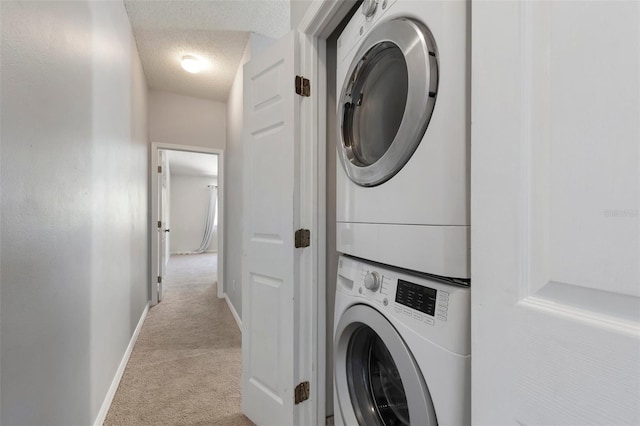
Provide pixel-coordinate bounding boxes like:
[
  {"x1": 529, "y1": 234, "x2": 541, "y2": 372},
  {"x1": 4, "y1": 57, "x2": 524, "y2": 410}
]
[
  {"x1": 337, "y1": 255, "x2": 470, "y2": 355},
  {"x1": 396, "y1": 279, "x2": 438, "y2": 317}
]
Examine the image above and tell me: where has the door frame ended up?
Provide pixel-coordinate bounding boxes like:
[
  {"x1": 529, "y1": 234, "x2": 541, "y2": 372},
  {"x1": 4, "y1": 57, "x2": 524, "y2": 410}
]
[
  {"x1": 296, "y1": 2, "x2": 360, "y2": 424},
  {"x1": 150, "y1": 142, "x2": 225, "y2": 305}
]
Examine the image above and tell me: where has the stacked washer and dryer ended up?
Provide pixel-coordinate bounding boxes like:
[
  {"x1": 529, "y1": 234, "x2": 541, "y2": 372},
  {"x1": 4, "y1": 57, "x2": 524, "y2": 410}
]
[{"x1": 333, "y1": 0, "x2": 470, "y2": 425}]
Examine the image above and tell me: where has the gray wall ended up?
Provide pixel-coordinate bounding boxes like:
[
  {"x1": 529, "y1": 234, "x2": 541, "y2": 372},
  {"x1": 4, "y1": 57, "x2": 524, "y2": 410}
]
[
  {"x1": 169, "y1": 175, "x2": 218, "y2": 253},
  {"x1": 290, "y1": 0, "x2": 314, "y2": 29},
  {"x1": 0, "y1": 2, "x2": 149, "y2": 425},
  {"x1": 148, "y1": 91, "x2": 227, "y2": 149},
  {"x1": 224, "y1": 38, "x2": 251, "y2": 321},
  {"x1": 224, "y1": 34, "x2": 275, "y2": 321}
]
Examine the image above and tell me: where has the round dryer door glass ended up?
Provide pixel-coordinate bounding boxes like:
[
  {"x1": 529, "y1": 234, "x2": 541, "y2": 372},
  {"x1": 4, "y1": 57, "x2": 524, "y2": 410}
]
[
  {"x1": 342, "y1": 43, "x2": 408, "y2": 168},
  {"x1": 338, "y1": 18, "x2": 438, "y2": 187},
  {"x1": 347, "y1": 325, "x2": 410, "y2": 425}
]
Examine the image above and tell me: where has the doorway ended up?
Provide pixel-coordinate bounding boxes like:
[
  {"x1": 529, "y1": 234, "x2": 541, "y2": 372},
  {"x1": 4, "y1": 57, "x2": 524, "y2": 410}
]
[{"x1": 151, "y1": 143, "x2": 225, "y2": 305}]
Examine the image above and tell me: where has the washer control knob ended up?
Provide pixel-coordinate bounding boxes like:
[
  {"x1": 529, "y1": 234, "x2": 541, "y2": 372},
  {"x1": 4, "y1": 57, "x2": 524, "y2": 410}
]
[
  {"x1": 364, "y1": 271, "x2": 381, "y2": 292},
  {"x1": 361, "y1": 0, "x2": 378, "y2": 18}
]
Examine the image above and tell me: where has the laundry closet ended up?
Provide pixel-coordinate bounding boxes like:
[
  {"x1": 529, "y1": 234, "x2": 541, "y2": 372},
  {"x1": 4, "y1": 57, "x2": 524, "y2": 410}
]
[
  {"x1": 325, "y1": 1, "x2": 470, "y2": 424},
  {"x1": 322, "y1": 0, "x2": 639, "y2": 425}
]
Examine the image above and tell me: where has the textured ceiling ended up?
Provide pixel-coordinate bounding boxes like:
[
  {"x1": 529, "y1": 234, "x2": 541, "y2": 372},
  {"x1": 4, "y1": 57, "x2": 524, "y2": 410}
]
[
  {"x1": 124, "y1": 1, "x2": 290, "y2": 101},
  {"x1": 167, "y1": 150, "x2": 218, "y2": 176}
]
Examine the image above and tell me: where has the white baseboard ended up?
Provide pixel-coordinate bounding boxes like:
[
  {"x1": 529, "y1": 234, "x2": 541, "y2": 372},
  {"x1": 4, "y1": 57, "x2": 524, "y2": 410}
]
[
  {"x1": 224, "y1": 294, "x2": 242, "y2": 332},
  {"x1": 93, "y1": 303, "x2": 149, "y2": 426}
]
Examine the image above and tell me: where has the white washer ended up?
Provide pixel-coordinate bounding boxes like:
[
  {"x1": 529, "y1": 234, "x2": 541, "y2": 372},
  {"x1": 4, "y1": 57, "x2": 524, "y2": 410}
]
[
  {"x1": 333, "y1": 255, "x2": 470, "y2": 426},
  {"x1": 336, "y1": 0, "x2": 470, "y2": 279}
]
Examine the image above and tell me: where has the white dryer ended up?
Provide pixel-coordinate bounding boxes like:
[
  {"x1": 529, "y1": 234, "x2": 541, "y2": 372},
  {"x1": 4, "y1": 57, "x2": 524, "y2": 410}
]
[
  {"x1": 333, "y1": 255, "x2": 470, "y2": 426},
  {"x1": 336, "y1": 0, "x2": 470, "y2": 279}
]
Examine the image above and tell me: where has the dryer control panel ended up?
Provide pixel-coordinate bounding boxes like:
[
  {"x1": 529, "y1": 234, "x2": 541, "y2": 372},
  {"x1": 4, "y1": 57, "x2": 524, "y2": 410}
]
[
  {"x1": 337, "y1": 255, "x2": 470, "y2": 355},
  {"x1": 336, "y1": 0, "x2": 399, "y2": 66}
]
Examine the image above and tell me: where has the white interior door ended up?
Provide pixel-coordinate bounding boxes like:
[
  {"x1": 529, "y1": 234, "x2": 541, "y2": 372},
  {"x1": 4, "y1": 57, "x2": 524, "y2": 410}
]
[
  {"x1": 472, "y1": 2, "x2": 640, "y2": 425},
  {"x1": 162, "y1": 172, "x2": 170, "y2": 271},
  {"x1": 156, "y1": 149, "x2": 169, "y2": 302},
  {"x1": 160, "y1": 160, "x2": 169, "y2": 278},
  {"x1": 241, "y1": 31, "x2": 302, "y2": 425}
]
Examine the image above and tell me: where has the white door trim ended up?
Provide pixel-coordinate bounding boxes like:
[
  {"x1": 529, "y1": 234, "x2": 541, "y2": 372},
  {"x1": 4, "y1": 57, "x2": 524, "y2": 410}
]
[
  {"x1": 150, "y1": 142, "x2": 225, "y2": 305},
  {"x1": 296, "y1": 2, "x2": 360, "y2": 424}
]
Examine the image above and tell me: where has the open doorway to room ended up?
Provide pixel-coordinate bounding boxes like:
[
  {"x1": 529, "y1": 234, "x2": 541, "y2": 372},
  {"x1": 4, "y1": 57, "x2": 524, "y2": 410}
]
[
  {"x1": 151, "y1": 143, "x2": 225, "y2": 306},
  {"x1": 164, "y1": 150, "x2": 219, "y2": 255},
  {"x1": 162, "y1": 148, "x2": 219, "y2": 294}
]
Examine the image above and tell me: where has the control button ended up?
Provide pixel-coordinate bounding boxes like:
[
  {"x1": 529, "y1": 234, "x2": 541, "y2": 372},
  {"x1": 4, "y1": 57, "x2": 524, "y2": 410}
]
[
  {"x1": 437, "y1": 315, "x2": 447, "y2": 322},
  {"x1": 402, "y1": 307, "x2": 412, "y2": 316},
  {"x1": 437, "y1": 301, "x2": 448, "y2": 308},
  {"x1": 438, "y1": 291, "x2": 450, "y2": 299},
  {"x1": 413, "y1": 312, "x2": 423, "y2": 321},
  {"x1": 437, "y1": 309, "x2": 447, "y2": 317},
  {"x1": 364, "y1": 271, "x2": 381, "y2": 292},
  {"x1": 394, "y1": 306, "x2": 402, "y2": 313},
  {"x1": 382, "y1": 0, "x2": 388, "y2": 9},
  {"x1": 424, "y1": 317, "x2": 435, "y2": 326},
  {"x1": 361, "y1": 0, "x2": 378, "y2": 18},
  {"x1": 383, "y1": 298, "x2": 389, "y2": 306}
]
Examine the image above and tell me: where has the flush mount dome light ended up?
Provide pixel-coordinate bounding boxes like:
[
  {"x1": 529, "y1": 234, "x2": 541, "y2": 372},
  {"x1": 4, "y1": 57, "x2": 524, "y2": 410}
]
[{"x1": 181, "y1": 55, "x2": 202, "y2": 73}]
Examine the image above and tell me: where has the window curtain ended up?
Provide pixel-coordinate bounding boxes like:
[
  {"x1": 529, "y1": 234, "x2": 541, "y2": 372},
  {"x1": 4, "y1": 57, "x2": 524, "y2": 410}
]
[{"x1": 192, "y1": 185, "x2": 217, "y2": 254}]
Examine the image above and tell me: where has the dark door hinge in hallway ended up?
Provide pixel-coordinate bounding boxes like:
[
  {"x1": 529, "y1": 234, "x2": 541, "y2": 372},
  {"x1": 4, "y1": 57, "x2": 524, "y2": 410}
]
[{"x1": 294, "y1": 381, "x2": 310, "y2": 404}]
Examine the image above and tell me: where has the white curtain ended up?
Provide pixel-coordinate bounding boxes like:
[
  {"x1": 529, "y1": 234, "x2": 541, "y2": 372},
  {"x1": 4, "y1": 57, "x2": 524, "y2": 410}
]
[{"x1": 192, "y1": 186, "x2": 217, "y2": 254}]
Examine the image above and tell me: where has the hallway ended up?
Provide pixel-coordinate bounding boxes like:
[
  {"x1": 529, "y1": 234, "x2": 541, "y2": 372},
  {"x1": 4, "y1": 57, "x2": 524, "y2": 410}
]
[{"x1": 104, "y1": 254, "x2": 252, "y2": 425}]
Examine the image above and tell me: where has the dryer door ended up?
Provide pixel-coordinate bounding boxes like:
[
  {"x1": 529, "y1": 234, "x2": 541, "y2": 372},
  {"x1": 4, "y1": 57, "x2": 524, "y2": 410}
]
[
  {"x1": 334, "y1": 304, "x2": 437, "y2": 426},
  {"x1": 338, "y1": 18, "x2": 438, "y2": 187}
]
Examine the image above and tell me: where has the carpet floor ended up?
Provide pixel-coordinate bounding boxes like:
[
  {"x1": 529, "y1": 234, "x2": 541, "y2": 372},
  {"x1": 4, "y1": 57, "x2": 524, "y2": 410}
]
[{"x1": 104, "y1": 253, "x2": 253, "y2": 425}]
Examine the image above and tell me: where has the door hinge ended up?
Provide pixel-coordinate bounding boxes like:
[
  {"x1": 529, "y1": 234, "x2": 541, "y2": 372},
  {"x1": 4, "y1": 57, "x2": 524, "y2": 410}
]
[
  {"x1": 157, "y1": 276, "x2": 162, "y2": 284},
  {"x1": 294, "y1": 381, "x2": 310, "y2": 404},
  {"x1": 294, "y1": 229, "x2": 311, "y2": 248},
  {"x1": 295, "y1": 76, "x2": 310, "y2": 97},
  {"x1": 157, "y1": 165, "x2": 162, "y2": 173}
]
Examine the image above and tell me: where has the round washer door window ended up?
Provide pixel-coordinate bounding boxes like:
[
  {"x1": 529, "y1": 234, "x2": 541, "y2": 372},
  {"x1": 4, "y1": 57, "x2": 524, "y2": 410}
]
[
  {"x1": 334, "y1": 305, "x2": 437, "y2": 426},
  {"x1": 338, "y1": 18, "x2": 438, "y2": 187},
  {"x1": 347, "y1": 325, "x2": 411, "y2": 425}
]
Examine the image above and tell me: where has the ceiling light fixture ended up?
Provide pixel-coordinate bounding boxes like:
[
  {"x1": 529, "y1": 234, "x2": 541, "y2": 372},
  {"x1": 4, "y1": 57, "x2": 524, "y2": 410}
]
[{"x1": 181, "y1": 55, "x2": 202, "y2": 74}]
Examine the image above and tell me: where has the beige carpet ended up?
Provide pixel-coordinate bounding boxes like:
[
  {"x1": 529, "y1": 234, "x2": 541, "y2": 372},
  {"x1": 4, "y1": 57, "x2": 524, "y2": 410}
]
[{"x1": 104, "y1": 253, "x2": 253, "y2": 426}]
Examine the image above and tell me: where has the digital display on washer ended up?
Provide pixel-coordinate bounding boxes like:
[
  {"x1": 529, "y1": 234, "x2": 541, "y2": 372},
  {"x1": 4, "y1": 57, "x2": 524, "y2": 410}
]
[{"x1": 395, "y1": 279, "x2": 437, "y2": 316}]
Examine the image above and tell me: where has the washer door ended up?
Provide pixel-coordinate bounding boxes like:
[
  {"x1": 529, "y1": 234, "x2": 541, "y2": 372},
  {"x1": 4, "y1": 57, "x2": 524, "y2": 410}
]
[
  {"x1": 338, "y1": 18, "x2": 438, "y2": 187},
  {"x1": 334, "y1": 304, "x2": 437, "y2": 426}
]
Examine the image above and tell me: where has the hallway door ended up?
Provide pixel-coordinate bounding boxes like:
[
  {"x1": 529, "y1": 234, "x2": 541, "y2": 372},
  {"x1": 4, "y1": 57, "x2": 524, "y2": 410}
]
[{"x1": 156, "y1": 149, "x2": 170, "y2": 302}]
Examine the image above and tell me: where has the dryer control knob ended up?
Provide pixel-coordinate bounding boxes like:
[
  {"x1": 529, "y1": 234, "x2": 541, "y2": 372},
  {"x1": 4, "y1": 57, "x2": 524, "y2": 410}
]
[
  {"x1": 364, "y1": 271, "x2": 381, "y2": 292},
  {"x1": 361, "y1": 0, "x2": 378, "y2": 18}
]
